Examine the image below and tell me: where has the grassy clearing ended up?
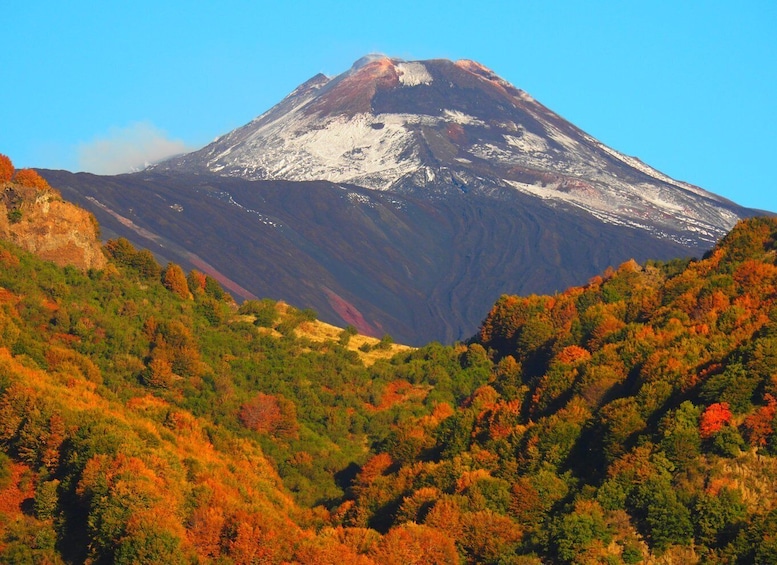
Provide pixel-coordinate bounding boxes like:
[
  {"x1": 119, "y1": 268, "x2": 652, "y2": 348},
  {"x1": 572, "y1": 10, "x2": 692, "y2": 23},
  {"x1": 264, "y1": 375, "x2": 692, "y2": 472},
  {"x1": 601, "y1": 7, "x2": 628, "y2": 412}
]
[
  {"x1": 295, "y1": 319, "x2": 413, "y2": 365},
  {"x1": 237, "y1": 301, "x2": 413, "y2": 365}
]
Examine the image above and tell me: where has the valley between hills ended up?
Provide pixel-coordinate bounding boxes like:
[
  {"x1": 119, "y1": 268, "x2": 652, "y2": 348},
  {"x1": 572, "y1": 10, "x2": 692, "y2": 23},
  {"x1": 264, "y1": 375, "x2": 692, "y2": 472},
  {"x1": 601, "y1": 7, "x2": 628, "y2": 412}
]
[{"x1": 1, "y1": 154, "x2": 777, "y2": 563}]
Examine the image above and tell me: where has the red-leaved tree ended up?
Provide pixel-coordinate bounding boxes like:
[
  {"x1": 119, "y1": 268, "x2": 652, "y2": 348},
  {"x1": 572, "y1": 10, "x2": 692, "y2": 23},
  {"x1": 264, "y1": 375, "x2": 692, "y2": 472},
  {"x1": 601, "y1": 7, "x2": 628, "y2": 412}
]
[
  {"x1": 744, "y1": 394, "x2": 777, "y2": 447},
  {"x1": 700, "y1": 402, "x2": 733, "y2": 439},
  {"x1": 239, "y1": 392, "x2": 299, "y2": 439}
]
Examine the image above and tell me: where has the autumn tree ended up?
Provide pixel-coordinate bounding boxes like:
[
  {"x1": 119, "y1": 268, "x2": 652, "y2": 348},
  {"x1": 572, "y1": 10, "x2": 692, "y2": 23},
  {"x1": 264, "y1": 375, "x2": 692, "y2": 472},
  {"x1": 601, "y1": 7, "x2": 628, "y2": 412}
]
[
  {"x1": 222, "y1": 510, "x2": 290, "y2": 563},
  {"x1": 349, "y1": 452, "x2": 400, "y2": 528},
  {"x1": 187, "y1": 505, "x2": 226, "y2": 559},
  {"x1": 162, "y1": 262, "x2": 190, "y2": 299},
  {"x1": 371, "y1": 523, "x2": 458, "y2": 565},
  {"x1": 187, "y1": 269, "x2": 207, "y2": 295},
  {"x1": 699, "y1": 403, "x2": 733, "y2": 439},
  {"x1": 148, "y1": 320, "x2": 203, "y2": 379},
  {"x1": 0, "y1": 153, "x2": 13, "y2": 182},
  {"x1": 529, "y1": 353, "x2": 583, "y2": 415},
  {"x1": 41, "y1": 413, "x2": 66, "y2": 472},
  {"x1": 145, "y1": 355, "x2": 175, "y2": 388},
  {"x1": 239, "y1": 392, "x2": 299, "y2": 439},
  {"x1": 460, "y1": 509, "x2": 523, "y2": 562},
  {"x1": 12, "y1": 168, "x2": 49, "y2": 190},
  {"x1": 744, "y1": 394, "x2": 777, "y2": 448}
]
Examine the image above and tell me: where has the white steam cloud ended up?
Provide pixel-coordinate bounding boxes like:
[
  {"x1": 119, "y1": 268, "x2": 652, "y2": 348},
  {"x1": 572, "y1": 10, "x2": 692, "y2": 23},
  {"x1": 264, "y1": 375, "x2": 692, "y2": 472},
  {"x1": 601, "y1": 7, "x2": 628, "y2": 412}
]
[{"x1": 77, "y1": 122, "x2": 194, "y2": 175}]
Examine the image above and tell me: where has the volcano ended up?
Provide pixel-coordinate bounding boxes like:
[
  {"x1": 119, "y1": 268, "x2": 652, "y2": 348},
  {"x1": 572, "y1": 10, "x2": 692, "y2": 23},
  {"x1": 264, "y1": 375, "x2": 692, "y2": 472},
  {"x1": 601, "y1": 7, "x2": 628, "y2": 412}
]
[
  {"x1": 45, "y1": 56, "x2": 761, "y2": 344},
  {"x1": 155, "y1": 55, "x2": 745, "y2": 247}
]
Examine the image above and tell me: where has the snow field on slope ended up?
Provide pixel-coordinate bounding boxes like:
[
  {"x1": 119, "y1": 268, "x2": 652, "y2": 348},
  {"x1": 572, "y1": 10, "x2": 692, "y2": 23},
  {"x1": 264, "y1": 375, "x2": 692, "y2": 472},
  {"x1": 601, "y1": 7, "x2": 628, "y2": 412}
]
[{"x1": 396, "y1": 62, "x2": 433, "y2": 86}]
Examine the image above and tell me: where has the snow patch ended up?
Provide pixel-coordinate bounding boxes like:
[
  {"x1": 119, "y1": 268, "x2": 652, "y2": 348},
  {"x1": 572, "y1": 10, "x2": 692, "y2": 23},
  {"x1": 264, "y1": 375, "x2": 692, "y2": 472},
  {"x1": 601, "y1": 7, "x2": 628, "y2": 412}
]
[
  {"x1": 206, "y1": 106, "x2": 441, "y2": 190},
  {"x1": 585, "y1": 134, "x2": 723, "y2": 201},
  {"x1": 202, "y1": 189, "x2": 282, "y2": 228},
  {"x1": 504, "y1": 130, "x2": 548, "y2": 153},
  {"x1": 470, "y1": 143, "x2": 526, "y2": 164},
  {"x1": 346, "y1": 192, "x2": 373, "y2": 206},
  {"x1": 504, "y1": 180, "x2": 559, "y2": 200},
  {"x1": 396, "y1": 62, "x2": 433, "y2": 86},
  {"x1": 544, "y1": 124, "x2": 581, "y2": 152},
  {"x1": 443, "y1": 110, "x2": 485, "y2": 126}
]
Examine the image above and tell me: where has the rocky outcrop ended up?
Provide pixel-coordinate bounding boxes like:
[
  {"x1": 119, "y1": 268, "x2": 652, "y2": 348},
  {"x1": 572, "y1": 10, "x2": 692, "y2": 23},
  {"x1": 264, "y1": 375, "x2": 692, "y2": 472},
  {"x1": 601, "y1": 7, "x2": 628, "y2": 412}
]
[{"x1": 0, "y1": 183, "x2": 106, "y2": 270}]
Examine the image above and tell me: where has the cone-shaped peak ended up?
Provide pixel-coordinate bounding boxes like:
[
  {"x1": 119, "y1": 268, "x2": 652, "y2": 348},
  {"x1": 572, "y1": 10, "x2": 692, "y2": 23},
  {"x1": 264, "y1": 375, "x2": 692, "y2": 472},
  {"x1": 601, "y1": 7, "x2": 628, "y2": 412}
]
[
  {"x1": 350, "y1": 53, "x2": 392, "y2": 70},
  {"x1": 153, "y1": 54, "x2": 746, "y2": 248}
]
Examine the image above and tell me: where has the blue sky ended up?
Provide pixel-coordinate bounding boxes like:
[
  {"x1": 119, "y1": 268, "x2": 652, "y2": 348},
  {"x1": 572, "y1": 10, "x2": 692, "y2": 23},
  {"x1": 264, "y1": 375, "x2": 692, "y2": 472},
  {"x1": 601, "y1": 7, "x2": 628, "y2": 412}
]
[{"x1": 2, "y1": 1, "x2": 775, "y2": 212}]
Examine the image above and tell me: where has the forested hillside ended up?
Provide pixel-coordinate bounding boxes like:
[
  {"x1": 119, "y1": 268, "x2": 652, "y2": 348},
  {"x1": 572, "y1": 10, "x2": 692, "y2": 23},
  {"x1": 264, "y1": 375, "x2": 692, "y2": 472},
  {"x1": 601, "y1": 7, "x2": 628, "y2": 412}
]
[
  {"x1": 0, "y1": 224, "x2": 480, "y2": 560},
  {"x1": 344, "y1": 217, "x2": 777, "y2": 563},
  {"x1": 1, "y1": 159, "x2": 777, "y2": 563}
]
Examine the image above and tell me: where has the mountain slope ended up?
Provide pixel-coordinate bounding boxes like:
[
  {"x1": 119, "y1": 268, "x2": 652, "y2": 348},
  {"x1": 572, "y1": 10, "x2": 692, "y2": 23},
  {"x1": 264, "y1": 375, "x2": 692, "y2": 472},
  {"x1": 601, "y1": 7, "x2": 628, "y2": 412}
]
[
  {"x1": 155, "y1": 56, "x2": 747, "y2": 248},
  {"x1": 47, "y1": 169, "x2": 698, "y2": 345}
]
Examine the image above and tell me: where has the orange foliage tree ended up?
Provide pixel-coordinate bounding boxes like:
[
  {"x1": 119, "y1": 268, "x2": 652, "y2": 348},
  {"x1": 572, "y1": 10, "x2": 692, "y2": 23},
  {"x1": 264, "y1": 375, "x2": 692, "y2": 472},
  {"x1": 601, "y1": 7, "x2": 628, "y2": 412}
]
[
  {"x1": 146, "y1": 355, "x2": 175, "y2": 388},
  {"x1": 0, "y1": 153, "x2": 13, "y2": 182},
  {"x1": 461, "y1": 509, "x2": 523, "y2": 562},
  {"x1": 223, "y1": 510, "x2": 284, "y2": 564},
  {"x1": 555, "y1": 345, "x2": 591, "y2": 365},
  {"x1": 41, "y1": 413, "x2": 65, "y2": 472},
  {"x1": 12, "y1": 168, "x2": 49, "y2": 190},
  {"x1": 147, "y1": 320, "x2": 203, "y2": 379},
  {"x1": 424, "y1": 498, "x2": 465, "y2": 541},
  {"x1": 162, "y1": 263, "x2": 190, "y2": 299},
  {"x1": 476, "y1": 398, "x2": 522, "y2": 441},
  {"x1": 371, "y1": 523, "x2": 458, "y2": 565}
]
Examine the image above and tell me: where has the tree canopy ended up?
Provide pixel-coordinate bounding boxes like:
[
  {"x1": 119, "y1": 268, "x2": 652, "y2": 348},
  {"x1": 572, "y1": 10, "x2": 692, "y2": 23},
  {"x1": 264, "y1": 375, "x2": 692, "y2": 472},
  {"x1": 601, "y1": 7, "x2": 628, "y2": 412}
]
[{"x1": 1, "y1": 197, "x2": 777, "y2": 562}]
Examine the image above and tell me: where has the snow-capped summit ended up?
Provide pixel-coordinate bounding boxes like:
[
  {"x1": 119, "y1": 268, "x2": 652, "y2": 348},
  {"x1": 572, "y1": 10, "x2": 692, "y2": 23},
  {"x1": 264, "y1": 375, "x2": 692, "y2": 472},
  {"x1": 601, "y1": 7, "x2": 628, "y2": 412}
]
[{"x1": 155, "y1": 56, "x2": 747, "y2": 246}]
